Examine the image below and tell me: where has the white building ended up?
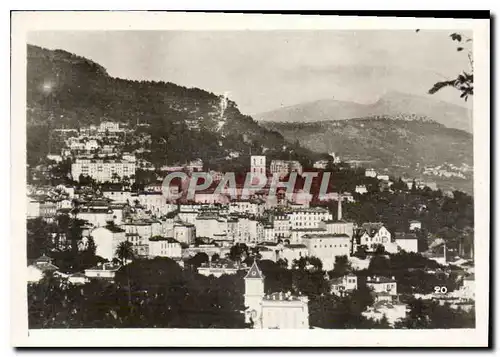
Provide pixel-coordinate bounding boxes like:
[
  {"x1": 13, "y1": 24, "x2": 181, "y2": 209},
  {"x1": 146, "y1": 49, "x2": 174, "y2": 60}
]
[
  {"x1": 85, "y1": 262, "x2": 121, "y2": 280},
  {"x1": 313, "y1": 160, "x2": 328, "y2": 169},
  {"x1": 76, "y1": 207, "x2": 114, "y2": 227},
  {"x1": 98, "y1": 121, "x2": 121, "y2": 133},
  {"x1": 355, "y1": 185, "x2": 368, "y2": 195},
  {"x1": 173, "y1": 223, "x2": 196, "y2": 245},
  {"x1": 329, "y1": 274, "x2": 358, "y2": 296},
  {"x1": 365, "y1": 169, "x2": 377, "y2": 178},
  {"x1": 250, "y1": 155, "x2": 266, "y2": 177},
  {"x1": 197, "y1": 259, "x2": 248, "y2": 278},
  {"x1": 302, "y1": 233, "x2": 351, "y2": 270},
  {"x1": 27, "y1": 255, "x2": 60, "y2": 283},
  {"x1": 367, "y1": 276, "x2": 398, "y2": 296},
  {"x1": 90, "y1": 226, "x2": 127, "y2": 261},
  {"x1": 244, "y1": 261, "x2": 309, "y2": 329},
  {"x1": 288, "y1": 207, "x2": 332, "y2": 230},
  {"x1": 281, "y1": 244, "x2": 309, "y2": 268},
  {"x1": 148, "y1": 237, "x2": 182, "y2": 259},
  {"x1": 71, "y1": 159, "x2": 136, "y2": 183},
  {"x1": 355, "y1": 223, "x2": 392, "y2": 252},
  {"x1": 409, "y1": 220, "x2": 422, "y2": 231},
  {"x1": 395, "y1": 232, "x2": 419, "y2": 253}
]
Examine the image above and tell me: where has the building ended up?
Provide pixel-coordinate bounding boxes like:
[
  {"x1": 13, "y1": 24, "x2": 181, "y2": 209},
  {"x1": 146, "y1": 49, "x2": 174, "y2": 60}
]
[
  {"x1": 409, "y1": 220, "x2": 422, "y2": 231},
  {"x1": 173, "y1": 222, "x2": 196, "y2": 245},
  {"x1": 367, "y1": 276, "x2": 398, "y2": 297},
  {"x1": 273, "y1": 214, "x2": 291, "y2": 240},
  {"x1": 250, "y1": 155, "x2": 266, "y2": 177},
  {"x1": 71, "y1": 159, "x2": 136, "y2": 183},
  {"x1": 270, "y1": 160, "x2": 290, "y2": 178},
  {"x1": 313, "y1": 160, "x2": 329, "y2": 169},
  {"x1": 98, "y1": 121, "x2": 121, "y2": 133},
  {"x1": 281, "y1": 244, "x2": 309, "y2": 268},
  {"x1": 329, "y1": 274, "x2": 358, "y2": 296},
  {"x1": 302, "y1": 233, "x2": 351, "y2": 270},
  {"x1": 288, "y1": 207, "x2": 332, "y2": 230},
  {"x1": 365, "y1": 169, "x2": 377, "y2": 178},
  {"x1": 194, "y1": 213, "x2": 227, "y2": 240},
  {"x1": 290, "y1": 228, "x2": 326, "y2": 245},
  {"x1": 90, "y1": 226, "x2": 127, "y2": 261},
  {"x1": 197, "y1": 259, "x2": 248, "y2": 278},
  {"x1": 85, "y1": 262, "x2": 121, "y2": 281},
  {"x1": 67, "y1": 272, "x2": 88, "y2": 285},
  {"x1": 354, "y1": 223, "x2": 392, "y2": 252},
  {"x1": 377, "y1": 174, "x2": 390, "y2": 181},
  {"x1": 27, "y1": 255, "x2": 60, "y2": 283},
  {"x1": 244, "y1": 261, "x2": 309, "y2": 329},
  {"x1": 394, "y1": 232, "x2": 419, "y2": 253},
  {"x1": 355, "y1": 185, "x2": 368, "y2": 195},
  {"x1": 148, "y1": 237, "x2": 182, "y2": 259},
  {"x1": 76, "y1": 206, "x2": 114, "y2": 227}
]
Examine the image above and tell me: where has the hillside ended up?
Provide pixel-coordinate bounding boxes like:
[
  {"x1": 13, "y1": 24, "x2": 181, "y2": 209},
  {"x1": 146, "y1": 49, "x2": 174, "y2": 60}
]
[
  {"x1": 26, "y1": 44, "x2": 323, "y2": 168},
  {"x1": 261, "y1": 118, "x2": 473, "y2": 193},
  {"x1": 255, "y1": 91, "x2": 473, "y2": 133}
]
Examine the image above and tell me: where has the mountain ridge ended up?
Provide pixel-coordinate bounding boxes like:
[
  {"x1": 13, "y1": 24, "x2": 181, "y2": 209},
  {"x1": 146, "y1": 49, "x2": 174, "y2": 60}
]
[
  {"x1": 26, "y1": 44, "x2": 325, "y2": 168},
  {"x1": 255, "y1": 91, "x2": 472, "y2": 133}
]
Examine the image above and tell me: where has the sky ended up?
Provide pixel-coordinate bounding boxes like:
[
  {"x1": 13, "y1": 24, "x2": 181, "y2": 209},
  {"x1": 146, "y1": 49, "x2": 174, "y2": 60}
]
[{"x1": 28, "y1": 30, "x2": 473, "y2": 115}]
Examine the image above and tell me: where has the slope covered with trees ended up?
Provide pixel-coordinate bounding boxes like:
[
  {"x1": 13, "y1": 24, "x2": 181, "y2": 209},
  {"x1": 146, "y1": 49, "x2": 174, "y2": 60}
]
[{"x1": 27, "y1": 44, "x2": 322, "y2": 168}]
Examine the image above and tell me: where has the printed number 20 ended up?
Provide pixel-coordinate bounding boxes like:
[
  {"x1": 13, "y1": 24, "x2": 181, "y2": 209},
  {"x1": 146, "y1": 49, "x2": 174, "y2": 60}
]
[{"x1": 434, "y1": 286, "x2": 448, "y2": 294}]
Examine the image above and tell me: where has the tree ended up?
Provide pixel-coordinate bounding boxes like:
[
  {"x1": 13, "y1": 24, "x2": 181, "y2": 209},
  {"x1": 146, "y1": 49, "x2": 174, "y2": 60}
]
[
  {"x1": 292, "y1": 256, "x2": 323, "y2": 272},
  {"x1": 211, "y1": 253, "x2": 220, "y2": 262},
  {"x1": 187, "y1": 252, "x2": 209, "y2": 269},
  {"x1": 115, "y1": 241, "x2": 134, "y2": 265},
  {"x1": 331, "y1": 255, "x2": 352, "y2": 278},
  {"x1": 427, "y1": 32, "x2": 473, "y2": 101}
]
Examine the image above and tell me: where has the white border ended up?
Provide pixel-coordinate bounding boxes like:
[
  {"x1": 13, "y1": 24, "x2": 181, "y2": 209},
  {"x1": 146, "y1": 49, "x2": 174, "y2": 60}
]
[{"x1": 10, "y1": 12, "x2": 490, "y2": 348}]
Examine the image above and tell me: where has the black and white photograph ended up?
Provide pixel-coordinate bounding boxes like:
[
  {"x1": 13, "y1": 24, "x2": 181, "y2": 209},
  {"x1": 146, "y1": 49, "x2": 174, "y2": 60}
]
[{"x1": 10, "y1": 12, "x2": 490, "y2": 347}]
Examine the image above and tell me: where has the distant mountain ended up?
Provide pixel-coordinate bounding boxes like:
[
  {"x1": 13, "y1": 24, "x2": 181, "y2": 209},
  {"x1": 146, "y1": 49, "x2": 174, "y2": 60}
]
[
  {"x1": 255, "y1": 91, "x2": 472, "y2": 133},
  {"x1": 261, "y1": 118, "x2": 473, "y2": 193},
  {"x1": 26, "y1": 44, "x2": 322, "y2": 168}
]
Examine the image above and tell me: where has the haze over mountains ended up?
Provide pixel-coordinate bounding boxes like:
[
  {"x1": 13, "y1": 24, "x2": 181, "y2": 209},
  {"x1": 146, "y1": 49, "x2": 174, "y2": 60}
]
[{"x1": 255, "y1": 91, "x2": 473, "y2": 133}]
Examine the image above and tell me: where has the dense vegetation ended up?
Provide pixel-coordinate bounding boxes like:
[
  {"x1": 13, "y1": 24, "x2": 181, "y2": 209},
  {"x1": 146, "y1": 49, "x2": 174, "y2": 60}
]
[
  {"x1": 262, "y1": 118, "x2": 473, "y2": 194},
  {"x1": 26, "y1": 44, "x2": 324, "y2": 169}
]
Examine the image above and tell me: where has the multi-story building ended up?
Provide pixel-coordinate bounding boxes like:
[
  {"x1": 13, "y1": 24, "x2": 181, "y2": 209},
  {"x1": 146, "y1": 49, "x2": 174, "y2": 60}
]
[
  {"x1": 329, "y1": 274, "x2": 358, "y2": 296},
  {"x1": 148, "y1": 237, "x2": 182, "y2": 259},
  {"x1": 250, "y1": 155, "x2": 266, "y2": 177},
  {"x1": 273, "y1": 214, "x2": 291, "y2": 240},
  {"x1": 71, "y1": 159, "x2": 136, "y2": 183},
  {"x1": 194, "y1": 213, "x2": 227, "y2": 240},
  {"x1": 90, "y1": 226, "x2": 127, "y2": 261},
  {"x1": 269, "y1": 160, "x2": 290, "y2": 177},
  {"x1": 287, "y1": 207, "x2": 332, "y2": 230},
  {"x1": 173, "y1": 222, "x2": 196, "y2": 245},
  {"x1": 354, "y1": 223, "x2": 392, "y2": 252},
  {"x1": 367, "y1": 276, "x2": 398, "y2": 297},
  {"x1": 98, "y1": 121, "x2": 121, "y2": 133},
  {"x1": 301, "y1": 233, "x2": 351, "y2": 270}
]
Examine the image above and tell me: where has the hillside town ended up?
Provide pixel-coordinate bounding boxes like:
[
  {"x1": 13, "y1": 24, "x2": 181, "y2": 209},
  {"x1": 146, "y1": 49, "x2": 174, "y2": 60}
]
[{"x1": 27, "y1": 119, "x2": 475, "y2": 330}]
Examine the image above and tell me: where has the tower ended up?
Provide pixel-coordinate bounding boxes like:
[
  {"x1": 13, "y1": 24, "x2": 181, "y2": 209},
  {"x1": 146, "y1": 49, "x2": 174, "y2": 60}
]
[
  {"x1": 250, "y1": 155, "x2": 266, "y2": 176},
  {"x1": 337, "y1": 193, "x2": 343, "y2": 221},
  {"x1": 244, "y1": 261, "x2": 265, "y2": 328}
]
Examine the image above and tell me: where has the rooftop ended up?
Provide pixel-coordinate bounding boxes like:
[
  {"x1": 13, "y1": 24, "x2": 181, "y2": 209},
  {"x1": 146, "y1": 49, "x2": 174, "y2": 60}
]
[{"x1": 302, "y1": 233, "x2": 350, "y2": 239}]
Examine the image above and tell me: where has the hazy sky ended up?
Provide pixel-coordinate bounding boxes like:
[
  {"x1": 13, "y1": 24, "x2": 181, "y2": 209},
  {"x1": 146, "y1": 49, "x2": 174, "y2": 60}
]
[{"x1": 28, "y1": 30, "x2": 473, "y2": 114}]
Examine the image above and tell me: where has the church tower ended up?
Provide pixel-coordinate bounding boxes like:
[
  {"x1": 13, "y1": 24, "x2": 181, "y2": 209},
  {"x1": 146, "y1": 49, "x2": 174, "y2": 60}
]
[{"x1": 244, "y1": 261, "x2": 265, "y2": 328}]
